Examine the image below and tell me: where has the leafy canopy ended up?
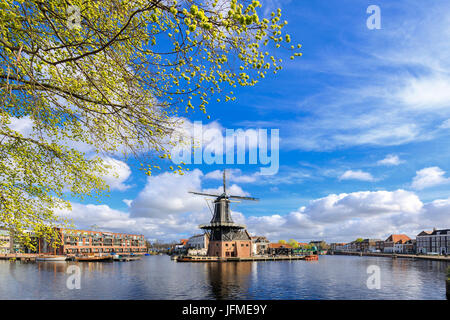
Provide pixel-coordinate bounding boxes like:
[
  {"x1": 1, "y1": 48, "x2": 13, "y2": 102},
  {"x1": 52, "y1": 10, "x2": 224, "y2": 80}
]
[{"x1": 0, "y1": 0, "x2": 301, "y2": 250}]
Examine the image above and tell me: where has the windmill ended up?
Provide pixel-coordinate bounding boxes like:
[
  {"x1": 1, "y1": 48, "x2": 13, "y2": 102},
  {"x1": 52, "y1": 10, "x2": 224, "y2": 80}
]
[{"x1": 189, "y1": 170, "x2": 258, "y2": 257}]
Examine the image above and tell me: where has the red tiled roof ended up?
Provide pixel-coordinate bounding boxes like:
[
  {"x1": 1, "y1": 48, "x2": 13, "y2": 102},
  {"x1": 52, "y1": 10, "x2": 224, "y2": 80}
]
[
  {"x1": 269, "y1": 243, "x2": 293, "y2": 249},
  {"x1": 385, "y1": 234, "x2": 411, "y2": 244}
]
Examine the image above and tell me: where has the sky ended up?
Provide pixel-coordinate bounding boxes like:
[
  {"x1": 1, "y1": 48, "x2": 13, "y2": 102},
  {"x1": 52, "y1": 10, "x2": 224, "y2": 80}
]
[{"x1": 16, "y1": 0, "x2": 450, "y2": 243}]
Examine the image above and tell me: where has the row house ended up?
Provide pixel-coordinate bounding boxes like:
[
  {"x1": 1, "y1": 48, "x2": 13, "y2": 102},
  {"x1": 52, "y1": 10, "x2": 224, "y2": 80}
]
[
  {"x1": 251, "y1": 236, "x2": 270, "y2": 256},
  {"x1": 416, "y1": 229, "x2": 450, "y2": 255},
  {"x1": 383, "y1": 234, "x2": 411, "y2": 253},
  {"x1": 394, "y1": 239, "x2": 416, "y2": 254},
  {"x1": 329, "y1": 243, "x2": 347, "y2": 251},
  {"x1": 360, "y1": 239, "x2": 382, "y2": 252}
]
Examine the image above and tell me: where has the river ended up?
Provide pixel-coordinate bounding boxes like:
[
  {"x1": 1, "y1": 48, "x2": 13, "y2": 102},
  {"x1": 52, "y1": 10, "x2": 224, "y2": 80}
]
[{"x1": 0, "y1": 255, "x2": 447, "y2": 299}]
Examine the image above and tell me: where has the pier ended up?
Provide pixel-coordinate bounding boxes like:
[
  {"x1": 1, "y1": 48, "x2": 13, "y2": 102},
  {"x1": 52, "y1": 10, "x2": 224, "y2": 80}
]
[
  {"x1": 0, "y1": 254, "x2": 38, "y2": 262},
  {"x1": 175, "y1": 255, "x2": 317, "y2": 262}
]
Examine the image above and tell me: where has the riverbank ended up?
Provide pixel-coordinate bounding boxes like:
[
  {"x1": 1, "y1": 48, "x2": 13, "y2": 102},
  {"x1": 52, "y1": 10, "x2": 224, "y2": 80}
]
[
  {"x1": 331, "y1": 251, "x2": 450, "y2": 261},
  {"x1": 175, "y1": 255, "x2": 318, "y2": 262}
]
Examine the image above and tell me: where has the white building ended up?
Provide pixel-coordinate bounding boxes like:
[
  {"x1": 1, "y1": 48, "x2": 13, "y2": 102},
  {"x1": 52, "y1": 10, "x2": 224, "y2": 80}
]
[
  {"x1": 186, "y1": 234, "x2": 209, "y2": 256},
  {"x1": 251, "y1": 236, "x2": 269, "y2": 256}
]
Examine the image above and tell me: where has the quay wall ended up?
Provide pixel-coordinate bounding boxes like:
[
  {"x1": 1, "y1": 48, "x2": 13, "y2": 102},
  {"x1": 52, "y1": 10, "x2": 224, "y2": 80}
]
[{"x1": 331, "y1": 251, "x2": 450, "y2": 262}]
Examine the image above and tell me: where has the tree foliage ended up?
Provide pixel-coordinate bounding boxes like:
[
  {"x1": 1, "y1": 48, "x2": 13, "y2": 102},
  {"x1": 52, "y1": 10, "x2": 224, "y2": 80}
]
[
  {"x1": 288, "y1": 238, "x2": 298, "y2": 248},
  {"x1": 0, "y1": 0, "x2": 301, "y2": 249}
]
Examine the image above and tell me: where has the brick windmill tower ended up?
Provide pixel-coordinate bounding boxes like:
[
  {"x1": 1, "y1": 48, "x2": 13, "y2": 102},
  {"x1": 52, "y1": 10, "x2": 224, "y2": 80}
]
[{"x1": 189, "y1": 170, "x2": 258, "y2": 258}]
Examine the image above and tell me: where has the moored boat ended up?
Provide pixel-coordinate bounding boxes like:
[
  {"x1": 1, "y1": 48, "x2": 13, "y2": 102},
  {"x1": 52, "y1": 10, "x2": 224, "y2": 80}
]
[
  {"x1": 75, "y1": 255, "x2": 113, "y2": 262},
  {"x1": 36, "y1": 255, "x2": 67, "y2": 262},
  {"x1": 113, "y1": 254, "x2": 142, "y2": 261}
]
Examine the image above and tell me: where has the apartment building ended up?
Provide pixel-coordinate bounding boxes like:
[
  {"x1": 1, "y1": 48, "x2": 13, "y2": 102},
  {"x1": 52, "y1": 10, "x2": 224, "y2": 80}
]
[
  {"x1": 416, "y1": 229, "x2": 450, "y2": 254},
  {"x1": 39, "y1": 228, "x2": 146, "y2": 255}
]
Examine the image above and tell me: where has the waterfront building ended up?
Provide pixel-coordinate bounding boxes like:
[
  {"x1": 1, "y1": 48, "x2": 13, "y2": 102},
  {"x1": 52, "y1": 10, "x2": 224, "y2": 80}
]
[
  {"x1": 394, "y1": 239, "x2": 416, "y2": 254},
  {"x1": 375, "y1": 240, "x2": 385, "y2": 252},
  {"x1": 187, "y1": 234, "x2": 209, "y2": 249},
  {"x1": 186, "y1": 234, "x2": 209, "y2": 255},
  {"x1": 268, "y1": 243, "x2": 293, "y2": 255},
  {"x1": 250, "y1": 236, "x2": 270, "y2": 256},
  {"x1": 359, "y1": 239, "x2": 382, "y2": 252},
  {"x1": 383, "y1": 234, "x2": 411, "y2": 253},
  {"x1": 416, "y1": 229, "x2": 450, "y2": 254},
  {"x1": 0, "y1": 230, "x2": 11, "y2": 254},
  {"x1": 329, "y1": 243, "x2": 347, "y2": 251},
  {"x1": 342, "y1": 241, "x2": 360, "y2": 252},
  {"x1": 39, "y1": 228, "x2": 146, "y2": 255}
]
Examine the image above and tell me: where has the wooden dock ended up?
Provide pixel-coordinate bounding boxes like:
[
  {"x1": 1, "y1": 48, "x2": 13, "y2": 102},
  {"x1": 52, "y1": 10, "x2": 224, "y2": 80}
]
[{"x1": 0, "y1": 254, "x2": 38, "y2": 262}]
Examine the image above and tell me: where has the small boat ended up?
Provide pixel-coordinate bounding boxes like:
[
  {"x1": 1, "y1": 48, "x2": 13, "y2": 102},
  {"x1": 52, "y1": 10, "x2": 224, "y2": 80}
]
[
  {"x1": 75, "y1": 255, "x2": 113, "y2": 262},
  {"x1": 304, "y1": 255, "x2": 319, "y2": 261},
  {"x1": 113, "y1": 254, "x2": 142, "y2": 261},
  {"x1": 36, "y1": 255, "x2": 67, "y2": 262},
  {"x1": 171, "y1": 255, "x2": 178, "y2": 261}
]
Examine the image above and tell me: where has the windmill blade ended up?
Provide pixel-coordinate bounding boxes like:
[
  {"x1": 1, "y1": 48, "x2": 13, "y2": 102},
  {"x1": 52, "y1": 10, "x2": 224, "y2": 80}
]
[
  {"x1": 223, "y1": 169, "x2": 227, "y2": 193},
  {"x1": 189, "y1": 191, "x2": 222, "y2": 198},
  {"x1": 229, "y1": 195, "x2": 259, "y2": 201}
]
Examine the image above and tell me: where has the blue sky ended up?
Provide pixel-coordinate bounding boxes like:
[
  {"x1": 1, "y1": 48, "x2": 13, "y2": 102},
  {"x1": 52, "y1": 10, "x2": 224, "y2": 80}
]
[{"x1": 52, "y1": 0, "x2": 450, "y2": 243}]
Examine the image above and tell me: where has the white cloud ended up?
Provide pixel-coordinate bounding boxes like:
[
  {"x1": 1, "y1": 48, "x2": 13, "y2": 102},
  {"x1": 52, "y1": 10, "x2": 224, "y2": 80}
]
[
  {"x1": 339, "y1": 170, "x2": 375, "y2": 182},
  {"x1": 204, "y1": 169, "x2": 259, "y2": 183},
  {"x1": 123, "y1": 199, "x2": 133, "y2": 207},
  {"x1": 8, "y1": 116, "x2": 34, "y2": 136},
  {"x1": 100, "y1": 157, "x2": 132, "y2": 191},
  {"x1": 245, "y1": 189, "x2": 446, "y2": 242},
  {"x1": 129, "y1": 169, "x2": 205, "y2": 218},
  {"x1": 57, "y1": 186, "x2": 450, "y2": 243},
  {"x1": 440, "y1": 119, "x2": 450, "y2": 129},
  {"x1": 129, "y1": 169, "x2": 253, "y2": 218},
  {"x1": 274, "y1": 2, "x2": 450, "y2": 152},
  {"x1": 411, "y1": 166, "x2": 450, "y2": 190},
  {"x1": 396, "y1": 75, "x2": 450, "y2": 109},
  {"x1": 377, "y1": 155, "x2": 404, "y2": 166}
]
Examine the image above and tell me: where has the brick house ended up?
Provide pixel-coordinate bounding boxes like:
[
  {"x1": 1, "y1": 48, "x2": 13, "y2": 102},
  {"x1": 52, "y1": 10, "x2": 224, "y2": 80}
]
[{"x1": 383, "y1": 234, "x2": 411, "y2": 253}]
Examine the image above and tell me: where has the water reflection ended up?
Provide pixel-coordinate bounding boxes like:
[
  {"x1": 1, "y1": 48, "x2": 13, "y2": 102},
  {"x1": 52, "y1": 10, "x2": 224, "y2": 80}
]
[
  {"x1": 205, "y1": 262, "x2": 253, "y2": 299},
  {"x1": 0, "y1": 256, "x2": 448, "y2": 300}
]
